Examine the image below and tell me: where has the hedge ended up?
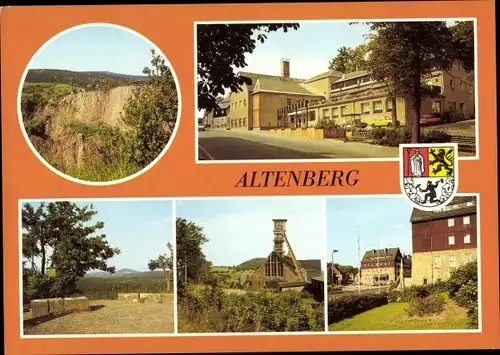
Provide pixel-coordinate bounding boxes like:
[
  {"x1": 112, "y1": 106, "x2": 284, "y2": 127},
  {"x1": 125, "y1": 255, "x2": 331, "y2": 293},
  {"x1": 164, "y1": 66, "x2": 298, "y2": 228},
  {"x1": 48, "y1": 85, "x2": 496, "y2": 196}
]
[
  {"x1": 368, "y1": 127, "x2": 451, "y2": 146},
  {"x1": 327, "y1": 293, "x2": 388, "y2": 324}
]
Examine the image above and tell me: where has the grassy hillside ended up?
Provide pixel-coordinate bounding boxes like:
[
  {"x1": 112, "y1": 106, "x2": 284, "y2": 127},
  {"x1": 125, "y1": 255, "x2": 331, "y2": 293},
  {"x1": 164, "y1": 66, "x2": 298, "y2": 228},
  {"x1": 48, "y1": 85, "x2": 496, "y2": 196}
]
[{"x1": 236, "y1": 257, "x2": 265, "y2": 270}]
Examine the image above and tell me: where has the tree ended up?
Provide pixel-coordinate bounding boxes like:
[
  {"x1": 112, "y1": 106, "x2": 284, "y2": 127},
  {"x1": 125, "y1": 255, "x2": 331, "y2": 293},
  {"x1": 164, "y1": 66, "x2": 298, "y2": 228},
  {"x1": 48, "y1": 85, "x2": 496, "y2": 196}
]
[
  {"x1": 328, "y1": 44, "x2": 369, "y2": 73},
  {"x1": 175, "y1": 218, "x2": 212, "y2": 284},
  {"x1": 122, "y1": 49, "x2": 178, "y2": 168},
  {"x1": 21, "y1": 202, "x2": 120, "y2": 298},
  {"x1": 450, "y1": 21, "x2": 475, "y2": 73},
  {"x1": 148, "y1": 243, "x2": 174, "y2": 292},
  {"x1": 197, "y1": 23, "x2": 299, "y2": 113},
  {"x1": 365, "y1": 22, "x2": 455, "y2": 143}
]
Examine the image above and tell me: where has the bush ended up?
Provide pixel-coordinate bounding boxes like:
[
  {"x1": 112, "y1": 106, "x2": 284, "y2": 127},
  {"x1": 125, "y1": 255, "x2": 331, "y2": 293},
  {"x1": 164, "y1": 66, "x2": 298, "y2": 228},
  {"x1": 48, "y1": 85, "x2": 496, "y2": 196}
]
[
  {"x1": 447, "y1": 261, "x2": 478, "y2": 301},
  {"x1": 421, "y1": 129, "x2": 451, "y2": 143},
  {"x1": 327, "y1": 293, "x2": 388, "y2": 324},
  {"x1": 178, "y1": 284, "x2": 324, "y2": 333},
  {"x1": 467, "y1": 303, "x2": 479, "y2": 329},
  {"x1": 406, "y1": 294, "x2": 446, "y2": 317},
  {"x1": 398, "y1": 285, "x2": 430, "y2": 302}
]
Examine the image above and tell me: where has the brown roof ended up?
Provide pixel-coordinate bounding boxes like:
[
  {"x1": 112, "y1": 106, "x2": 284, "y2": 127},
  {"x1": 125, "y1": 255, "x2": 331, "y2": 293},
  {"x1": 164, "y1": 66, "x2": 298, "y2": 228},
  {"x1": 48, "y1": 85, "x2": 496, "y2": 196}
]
[
  {"x1": 305, "y1": 70, "x2": 344, "y2": 83},
  {"x1": 333, "y1": 70, "x2": 371, "y2": 83},
  {"x1": 410, "y1": 196, "x2": 477, "y2": 223},
  {"x1": 254, "y1": 77, "x2": 322, "y2": 96},
  {"x1": 361, "y1": 247, "x2": 401, "y2": 263},
  {"x1": 237, "y1": 71, "x2": 305, "y2": 91}
]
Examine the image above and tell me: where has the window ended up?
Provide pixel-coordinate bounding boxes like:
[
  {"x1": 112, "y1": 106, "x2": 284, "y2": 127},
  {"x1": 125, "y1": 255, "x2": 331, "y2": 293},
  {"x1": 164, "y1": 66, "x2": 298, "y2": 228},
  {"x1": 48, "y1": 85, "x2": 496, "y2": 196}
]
[
  {"x1": 449, "y1": 79, "x2": 454, "y2": 89},
  {"x1": 264, "y1": 253, "x2": 284, "y2": 278},
  {"x1": 243, "y1": 118, "x2": 247, "y2": 127},
  {"x1": 449, "y1": 254, "x2": 456, "y2": 268},
  {"x1": 243, "y1": 99, "x2": 246, "y2": 107},
  {"x1": 434, "y1": 255, "x2": 441, "y2": 268},
  {"x1": 448, "y1": 218, "x2": 455, "y2": 227},
  {"x1": 448, "y1": 236, "x2": 455, "y2": 245},
  {"x1": 286, "y1": 98, "x2": 292, "y2": 106},
  {"x1": 464, "y1": 234, "x2": 471, "y2": 244},
  {"x1": 323, "y1": 108, "x2": 330, "y2": 119},
  {"x1": 432, "y1": 100, "x2": 442, "y2": 112},
  {"x1": 460, "y1": 81, "x2": 464, "y2": 91},
  {"x1": 463, "y1": 216, "x2": 470, "y2": 225},
  {"x1": 361, "y1": 103, "x2": 370, "y2": 114},
  {"x1": 340, "y1": 106, "x2": 348, "y2": 116},
  {"x1": 448, "y1": 102, "x2": 457, "y2": 111},
  {"x1": 386, "y1": 99, "x2": 393, "y2": 112},
  {"x1": 372, "y1": 100, "x2": 383, "y2": 113},
  {"x1": 332, "y1": 107, "x2": 339, "y2": 118},
  {"x1": 459, "y1": 103, "x2": 465, "y2": 113},
  {"x1": 423, "y1": 278, "x2": 428, "y2": 285},
  {"x1": 464, "y1": 253, "x2": 472, "y2": 263}
]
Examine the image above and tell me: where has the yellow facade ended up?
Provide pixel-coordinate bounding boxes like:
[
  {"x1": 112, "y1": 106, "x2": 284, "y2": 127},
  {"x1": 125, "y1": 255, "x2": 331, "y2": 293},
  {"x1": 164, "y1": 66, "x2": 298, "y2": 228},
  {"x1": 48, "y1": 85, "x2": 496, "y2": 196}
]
[
  {"x1": 361, "y1": 267, "x2": 397, "y2": 286},
  {"x1": 314, "y1": 96, "x2": 407, "y2": 127},
  {"x1": 229, "y1": 86, "x2": 252, "y2": 130},
  {"x1": 411, "y1": 248, "x2": 478, "y2": 285},
  {"x1": 252, "y1": 91, "x2": 322, "y2": 129}
]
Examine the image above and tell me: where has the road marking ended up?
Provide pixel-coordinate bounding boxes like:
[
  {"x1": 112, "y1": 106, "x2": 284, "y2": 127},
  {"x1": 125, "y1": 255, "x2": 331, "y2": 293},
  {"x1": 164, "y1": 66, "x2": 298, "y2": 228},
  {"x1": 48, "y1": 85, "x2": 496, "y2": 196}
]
[{"x1": 198, "y1": 144, "x2": 215, "y2": 160}]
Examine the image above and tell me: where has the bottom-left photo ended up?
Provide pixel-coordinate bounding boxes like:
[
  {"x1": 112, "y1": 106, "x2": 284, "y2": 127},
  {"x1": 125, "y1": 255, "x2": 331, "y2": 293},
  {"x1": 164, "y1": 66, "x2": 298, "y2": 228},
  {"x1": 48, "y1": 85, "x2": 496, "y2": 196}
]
[{"x1": 20, "y1": 199, "x2": 175, "y2": 336}]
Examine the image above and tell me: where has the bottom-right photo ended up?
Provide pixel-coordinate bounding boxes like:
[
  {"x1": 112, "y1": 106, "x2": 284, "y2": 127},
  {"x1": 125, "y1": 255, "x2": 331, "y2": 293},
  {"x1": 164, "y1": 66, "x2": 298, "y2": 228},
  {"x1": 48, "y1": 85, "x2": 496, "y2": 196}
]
[{"x1": 326, "y1": 194, "x2": 480, "y2": 332}]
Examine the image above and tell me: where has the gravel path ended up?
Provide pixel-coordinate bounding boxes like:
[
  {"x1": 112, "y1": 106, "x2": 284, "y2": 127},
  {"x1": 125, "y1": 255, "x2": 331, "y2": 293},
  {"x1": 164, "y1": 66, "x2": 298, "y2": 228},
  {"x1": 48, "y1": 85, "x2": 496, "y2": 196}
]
[{"x1": 23, "y1": 298, "x2": 174, "y2": 335}]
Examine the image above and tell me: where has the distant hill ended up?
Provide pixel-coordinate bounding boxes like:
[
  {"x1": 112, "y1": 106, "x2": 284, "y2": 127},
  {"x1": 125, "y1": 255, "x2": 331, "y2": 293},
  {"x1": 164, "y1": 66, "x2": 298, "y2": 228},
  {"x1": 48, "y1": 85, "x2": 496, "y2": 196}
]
[
  {"x1": 24, "y1": 69, "x2": 150, "y2": 89},
  {"x1": 86, "y1": 268, "x2": 165, "y2": 278},
  {"x1": 236, "y1": 257, "x2": 266, "y2": 271}
]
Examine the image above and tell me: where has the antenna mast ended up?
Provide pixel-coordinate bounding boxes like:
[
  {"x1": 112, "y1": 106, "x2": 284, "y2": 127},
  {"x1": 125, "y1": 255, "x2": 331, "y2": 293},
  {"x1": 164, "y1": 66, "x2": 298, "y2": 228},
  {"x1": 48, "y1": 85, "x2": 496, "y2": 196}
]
[{"x1": 357, "y1": 226, "x2": 361, "y2": 295}]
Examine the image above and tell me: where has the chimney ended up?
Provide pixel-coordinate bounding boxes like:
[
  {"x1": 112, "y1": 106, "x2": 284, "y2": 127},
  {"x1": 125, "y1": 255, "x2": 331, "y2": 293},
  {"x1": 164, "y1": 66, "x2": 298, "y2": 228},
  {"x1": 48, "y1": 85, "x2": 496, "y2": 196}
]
[
  {"x1": 281, "y1": 58, "x2": 290, "y2": 79},
  {"x1": 272, "y1": 219, "x2": 287, "y2": 256}
]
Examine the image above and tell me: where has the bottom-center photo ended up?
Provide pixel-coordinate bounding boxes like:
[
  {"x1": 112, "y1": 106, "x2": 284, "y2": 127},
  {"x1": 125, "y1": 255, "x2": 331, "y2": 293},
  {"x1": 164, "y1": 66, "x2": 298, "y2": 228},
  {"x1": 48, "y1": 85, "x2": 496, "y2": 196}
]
[{"x1": 175, "y1": 197, "x2": 326, "y2": 334}]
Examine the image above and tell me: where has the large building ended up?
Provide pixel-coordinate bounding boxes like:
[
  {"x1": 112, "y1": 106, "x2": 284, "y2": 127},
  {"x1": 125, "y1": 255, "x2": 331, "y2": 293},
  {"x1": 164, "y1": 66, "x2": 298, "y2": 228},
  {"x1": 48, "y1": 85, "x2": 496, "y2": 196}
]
[
  {"x1": 360, "y1": 247, "x2": 411, "y2": 286},
  {"x1": 410, "y1": 196, "x2": 478, "y2": 285},
  {"x1": 208, "y1": 58, "x2": 475, "y2": 131},
  {"x1": 205, "y1": 94, "x2": 230, "y2": 128},
  {"x1": 251, "y1": 219, "x2": 323, "y2": 295}
]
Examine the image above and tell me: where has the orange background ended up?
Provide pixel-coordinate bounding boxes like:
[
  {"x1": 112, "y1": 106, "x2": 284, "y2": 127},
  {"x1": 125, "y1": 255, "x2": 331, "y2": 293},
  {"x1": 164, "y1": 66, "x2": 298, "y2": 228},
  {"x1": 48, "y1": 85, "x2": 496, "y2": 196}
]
[{"x1": 1, "y1": 2, "x2": 498, "y2": 354}]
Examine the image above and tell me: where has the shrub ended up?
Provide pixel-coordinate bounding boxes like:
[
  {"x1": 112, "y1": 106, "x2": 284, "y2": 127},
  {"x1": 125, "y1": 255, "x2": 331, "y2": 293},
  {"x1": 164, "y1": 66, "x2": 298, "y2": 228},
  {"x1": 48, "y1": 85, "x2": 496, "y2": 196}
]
[
  {"x1": 398, "y1": 285, "x2": 430, "y2": 302},
  {"x1": 421, "y1": 129, "x2": 451, "y2": 143},
  {"x1": 467, "y1": 303, "x2": 479, "y2": 329},
  {"x1": 327, "y1": 293, "x2": 388, "y2": 324},
  {"x1": 178, "y1": 285, "x2": 324, "y2": 333},
  {"x1": 406, "y1": 294, "x2": 446, "y2": 317},
  {"x1": 447, "y1": 261, "x2": 478, "y2": 300}
]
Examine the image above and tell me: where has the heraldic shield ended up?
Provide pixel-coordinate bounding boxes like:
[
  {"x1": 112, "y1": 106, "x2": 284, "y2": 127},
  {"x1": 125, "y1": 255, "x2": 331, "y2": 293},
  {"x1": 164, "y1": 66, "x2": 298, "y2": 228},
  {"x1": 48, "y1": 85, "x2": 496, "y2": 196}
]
[{"x1": 400, "y1": 143, "x2": 459, "y2": 211}]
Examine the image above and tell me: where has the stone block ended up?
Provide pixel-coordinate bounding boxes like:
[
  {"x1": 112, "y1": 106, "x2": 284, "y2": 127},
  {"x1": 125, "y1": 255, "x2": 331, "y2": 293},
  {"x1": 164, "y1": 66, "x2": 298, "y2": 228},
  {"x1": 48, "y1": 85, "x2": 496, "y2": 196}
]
[
  {"x1": 63, "y1": 297, "x2": 90, "y2": 312},
  {"x1": 47, "y1": 298, "x2": 65, "y2": 314},
  {"x1": 30, "y1": 299, "x2": 49, "y2": 318},
  {"x1": 139, "y1": 293, "x2": 162, "y2": 303},
  {"x1": 117, "y1": 293, "x2": 140, "y2": 302}
]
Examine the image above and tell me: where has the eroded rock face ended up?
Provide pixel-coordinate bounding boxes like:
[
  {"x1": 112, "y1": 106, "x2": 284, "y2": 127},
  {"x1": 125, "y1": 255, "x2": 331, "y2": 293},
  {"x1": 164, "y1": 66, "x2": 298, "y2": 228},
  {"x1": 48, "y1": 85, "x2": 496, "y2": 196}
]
[{"x1": 26, "y1": 86, "x2": 137, "y2": 172}]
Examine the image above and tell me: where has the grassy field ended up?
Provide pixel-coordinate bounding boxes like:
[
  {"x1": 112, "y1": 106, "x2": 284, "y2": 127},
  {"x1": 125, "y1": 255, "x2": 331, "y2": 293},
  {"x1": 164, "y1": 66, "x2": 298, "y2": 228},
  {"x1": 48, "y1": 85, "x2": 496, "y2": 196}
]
[
  {"x1": 23, "y1": 297, "x2": 174, "y2": 335},
  {"x1": 328, "y1": 298, "x2": 469, "y2": 331},
  {"x1": 22, "y1": 82, "x2": 78, "y2": 101}
]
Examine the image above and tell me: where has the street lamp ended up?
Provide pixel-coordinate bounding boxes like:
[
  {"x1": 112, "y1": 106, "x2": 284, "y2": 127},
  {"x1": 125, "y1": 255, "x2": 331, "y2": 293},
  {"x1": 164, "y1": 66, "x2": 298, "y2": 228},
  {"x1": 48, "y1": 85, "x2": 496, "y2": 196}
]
[{"x1": 331, "y1": 249, "x2": 339, "y2": 286}]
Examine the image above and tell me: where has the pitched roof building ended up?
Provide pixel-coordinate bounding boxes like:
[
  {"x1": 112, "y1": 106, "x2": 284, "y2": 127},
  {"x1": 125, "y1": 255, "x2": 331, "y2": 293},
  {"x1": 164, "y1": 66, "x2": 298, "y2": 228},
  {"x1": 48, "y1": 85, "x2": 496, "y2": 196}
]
[{"x1": 360, "y1": 247, "x2": 410, "y2": 286}]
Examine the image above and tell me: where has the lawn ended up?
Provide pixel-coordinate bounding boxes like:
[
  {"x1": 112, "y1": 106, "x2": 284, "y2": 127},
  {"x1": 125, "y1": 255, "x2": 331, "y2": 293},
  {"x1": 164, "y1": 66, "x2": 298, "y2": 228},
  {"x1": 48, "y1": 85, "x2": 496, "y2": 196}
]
[{"x1": 329, "y1": 298, "x2": 469, "y2": 331}]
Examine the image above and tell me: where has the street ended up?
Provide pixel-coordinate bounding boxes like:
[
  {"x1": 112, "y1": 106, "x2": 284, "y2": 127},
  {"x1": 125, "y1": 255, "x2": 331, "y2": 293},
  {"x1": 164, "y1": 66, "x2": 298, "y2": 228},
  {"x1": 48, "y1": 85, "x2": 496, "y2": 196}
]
[{"x1": 198, "y1": 129, "x2": 400, "y2": 161}]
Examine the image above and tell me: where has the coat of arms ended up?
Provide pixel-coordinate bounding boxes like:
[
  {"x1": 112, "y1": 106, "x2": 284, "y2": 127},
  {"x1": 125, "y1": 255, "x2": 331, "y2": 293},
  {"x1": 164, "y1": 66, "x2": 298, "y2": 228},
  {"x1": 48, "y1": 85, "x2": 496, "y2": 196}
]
[{"x1": 400, "y1": 143, "x2": 459, "y2": 211}]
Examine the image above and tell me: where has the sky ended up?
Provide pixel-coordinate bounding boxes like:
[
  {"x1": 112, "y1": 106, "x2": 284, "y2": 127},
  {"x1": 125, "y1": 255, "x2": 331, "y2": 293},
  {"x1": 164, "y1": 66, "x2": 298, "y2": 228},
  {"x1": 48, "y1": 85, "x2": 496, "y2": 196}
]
[
  {"x1": 175, "y1": 197, "x2": 326, "y2": 267},
  {"x1": 29, "y1": 25, "x2": 156, "y2": 76},
  {"x1": 326, "y1": 196, "x2": 413, "y2": 267},
  {"x1": 21, "y1": 200, "x2": 173, "y2": 272}
]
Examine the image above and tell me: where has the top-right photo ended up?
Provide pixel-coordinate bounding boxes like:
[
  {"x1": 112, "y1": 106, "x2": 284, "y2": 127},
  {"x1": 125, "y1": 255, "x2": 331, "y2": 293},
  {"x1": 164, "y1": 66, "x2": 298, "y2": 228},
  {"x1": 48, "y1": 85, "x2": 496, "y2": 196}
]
[{"x1": 196, "y1": 19, "x2": 477, "y2": 162}]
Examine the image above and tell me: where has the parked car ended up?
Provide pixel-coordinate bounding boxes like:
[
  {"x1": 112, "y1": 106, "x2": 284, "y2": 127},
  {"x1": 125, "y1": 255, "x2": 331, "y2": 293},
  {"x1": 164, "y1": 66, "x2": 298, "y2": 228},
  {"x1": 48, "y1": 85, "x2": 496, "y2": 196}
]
[
  {"x1": 367, "y1": 117, "x2": 400, "y2": 128},
  {"x1": 420, "y1": 114, "x2": 441, "y2": 126},
  {"x1": 198, "y1": 124, "x2": 206, "y2": 131}
]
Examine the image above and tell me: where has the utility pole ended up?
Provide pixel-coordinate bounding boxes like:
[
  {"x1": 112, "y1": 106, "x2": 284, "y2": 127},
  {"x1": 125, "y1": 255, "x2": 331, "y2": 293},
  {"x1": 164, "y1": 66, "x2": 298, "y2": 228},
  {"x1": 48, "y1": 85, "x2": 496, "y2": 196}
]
[
  {"x1": 357, "y1": 226, "x2": 361, "y2": 295},
  {"x1": 377, "y1": 238, "x2": 381, "y2": 293}
]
